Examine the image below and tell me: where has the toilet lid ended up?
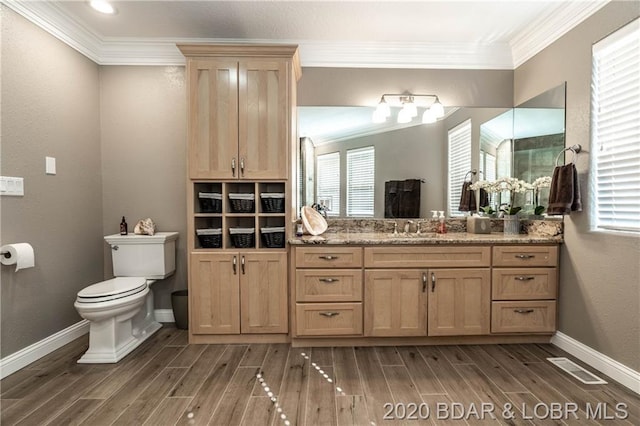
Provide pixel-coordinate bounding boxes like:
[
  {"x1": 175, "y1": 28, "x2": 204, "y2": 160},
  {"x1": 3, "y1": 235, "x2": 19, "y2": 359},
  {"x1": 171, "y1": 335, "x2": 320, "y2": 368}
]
[{"x1": 77, "y1": 277, "x2": 147, "y2": 303}]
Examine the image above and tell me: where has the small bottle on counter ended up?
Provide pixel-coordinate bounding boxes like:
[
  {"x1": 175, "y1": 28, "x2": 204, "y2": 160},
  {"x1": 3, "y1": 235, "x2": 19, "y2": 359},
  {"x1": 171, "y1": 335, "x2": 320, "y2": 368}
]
[
  {"x1": 437, "y1": 211, "x2": 447, "y2": 234},
  {"x1": 296, "y1": 223, "x2": 304, "y2": 237},
  {"x1": 120, "y1": 216, "x2": 128, "y2": 235}
]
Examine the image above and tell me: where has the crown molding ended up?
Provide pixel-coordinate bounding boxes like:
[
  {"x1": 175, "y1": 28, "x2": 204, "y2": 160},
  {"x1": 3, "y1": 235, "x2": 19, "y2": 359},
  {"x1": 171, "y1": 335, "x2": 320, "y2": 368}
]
[
  {"x1": 510, "y1": 0, "x2": 610, "y2": 68},
  {"x1": 3, "y1": 0, "x2": 608, "y2": 69}
]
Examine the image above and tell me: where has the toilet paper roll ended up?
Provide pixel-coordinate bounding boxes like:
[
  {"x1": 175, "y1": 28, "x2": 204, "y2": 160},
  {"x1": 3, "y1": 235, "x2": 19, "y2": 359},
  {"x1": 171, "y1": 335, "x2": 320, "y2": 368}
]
[{"x1": 1, "y1": 243, "x2": 35, "y2": 272}]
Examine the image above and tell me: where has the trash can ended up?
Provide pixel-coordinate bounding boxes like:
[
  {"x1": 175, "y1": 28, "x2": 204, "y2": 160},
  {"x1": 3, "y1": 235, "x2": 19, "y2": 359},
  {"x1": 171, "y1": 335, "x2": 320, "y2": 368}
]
[{"x1": 171, "y1": 290, "x2": 189, "y2": 330}]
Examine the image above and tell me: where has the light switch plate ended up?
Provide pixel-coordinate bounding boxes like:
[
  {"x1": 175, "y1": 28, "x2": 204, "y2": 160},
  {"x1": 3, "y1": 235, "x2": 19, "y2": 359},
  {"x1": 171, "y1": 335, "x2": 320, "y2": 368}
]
[{"x1": 46, "y1": 156, "x2": 56, "y2": 175}]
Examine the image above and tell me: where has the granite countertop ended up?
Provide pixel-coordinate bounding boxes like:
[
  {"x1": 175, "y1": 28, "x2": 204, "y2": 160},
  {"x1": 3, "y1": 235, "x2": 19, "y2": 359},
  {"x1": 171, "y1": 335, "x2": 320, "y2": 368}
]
[{"x1": 289, "y1": 232, "x2": 563, "y2": 245}]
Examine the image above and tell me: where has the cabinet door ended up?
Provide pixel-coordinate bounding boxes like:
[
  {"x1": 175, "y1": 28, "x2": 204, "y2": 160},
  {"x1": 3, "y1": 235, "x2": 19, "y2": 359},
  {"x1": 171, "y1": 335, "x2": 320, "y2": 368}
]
[
  {"x1": 240, "y1": 252, "x2": 288, "y2": 333},
  {"x1": 364, "y1": 270, "x2": 427, "y2": 336},
  {"x1": 190, "y1": 253, "x2": 240, "y2": 334},
  {"x1": 428, "y1": 269, "x2": 490, "y2": 336},
  {"x1": 188, "y1": 60, "x2": 239, "y2": 179},
  {"x1": 238, "y1": 60, "x2": 289, "y2": 179}
]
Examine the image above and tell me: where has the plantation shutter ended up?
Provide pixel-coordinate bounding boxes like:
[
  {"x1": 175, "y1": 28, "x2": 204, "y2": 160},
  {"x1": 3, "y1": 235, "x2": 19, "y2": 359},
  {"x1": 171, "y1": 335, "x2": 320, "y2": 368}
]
[
  {"x1": 448, "y1": 120, "x2": 472, "y2": 216},
  {"x1": 592, "y1": 18, "x2": 640, "y2": 232},
  {"x1": 316, "y1": 152, "x2": 340, "y2": 216},
  {"x1": 346, "y1": 146, "x2": 375, "y2": 217}
]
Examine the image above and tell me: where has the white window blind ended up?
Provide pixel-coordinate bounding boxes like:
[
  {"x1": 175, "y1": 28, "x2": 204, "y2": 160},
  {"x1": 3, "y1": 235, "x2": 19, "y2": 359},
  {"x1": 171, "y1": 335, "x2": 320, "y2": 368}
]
[
  {"x1": 448, "y1": 120, "x2": 472, "y2": 216},
  {"x1": 316, "y1": 152, "x2": 340, "y2": 216},
  {"x1": 346, "y1": 146, "x2": 375, "y2": 217},
  {"x1": 592, "y1": 18, "x2": 640, "y2": 232}
]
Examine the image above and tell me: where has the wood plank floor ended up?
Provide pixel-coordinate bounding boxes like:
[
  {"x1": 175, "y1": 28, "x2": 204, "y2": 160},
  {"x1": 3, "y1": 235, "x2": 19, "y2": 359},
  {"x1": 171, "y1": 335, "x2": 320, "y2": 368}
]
[{"x1": 1, "y1": 326, "x2": 638, "y2": 425}]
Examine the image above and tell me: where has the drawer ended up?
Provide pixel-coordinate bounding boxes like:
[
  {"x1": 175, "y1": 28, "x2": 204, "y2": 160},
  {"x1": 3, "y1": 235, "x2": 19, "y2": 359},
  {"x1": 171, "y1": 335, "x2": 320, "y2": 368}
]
[
  {"x1": 364, "y1": 246, "x2": 490, "y2": 268},
  {"x1": 492, "y1": 268, "x2": 557, "y2": 300},
  {"x1": 492, "y1": 246, "x2": 558, "y2": 267},
  {"x1": 295, "y1": 247, "x2": 363, "y2": 268},
  {"x1": 295, "y1": 303, "x2": 363, "y2": 336},
  {"x1": 491, "y1": 301, "x2": 556, "y2": 333},
  {"x1": 296, "y1": 269, "x2": 363, "y2": 302}
]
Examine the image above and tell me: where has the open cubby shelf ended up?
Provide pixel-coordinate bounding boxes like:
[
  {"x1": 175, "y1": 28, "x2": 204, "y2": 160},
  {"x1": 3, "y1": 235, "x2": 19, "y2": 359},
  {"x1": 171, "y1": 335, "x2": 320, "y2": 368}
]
[{"x1": 192, "y1": 181, "x2": 287, "y2": 250}]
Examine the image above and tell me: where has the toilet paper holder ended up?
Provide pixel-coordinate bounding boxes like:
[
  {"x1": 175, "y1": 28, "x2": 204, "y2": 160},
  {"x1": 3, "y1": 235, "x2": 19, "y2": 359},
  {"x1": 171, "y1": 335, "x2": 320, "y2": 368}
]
[{"x1": 1, "y1": 251, "x2": 10, "y2": 258}]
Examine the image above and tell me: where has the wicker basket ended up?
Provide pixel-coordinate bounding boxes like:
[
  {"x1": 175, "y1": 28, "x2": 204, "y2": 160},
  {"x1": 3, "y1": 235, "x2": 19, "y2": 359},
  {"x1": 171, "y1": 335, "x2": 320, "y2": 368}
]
[
  {"x1": 229, "y1": 227, "x2": 255, "y2": 248},
  {"x1": 260, "y1": 193, "x2": 285, "y2": 213},
  {"x1": 196, "y1": 228, "x2": 222, "y2": 248},
  {"x1": 261, "y1": 227, "x2": 285, "y2": 248},
  {"x1": 198, "y1": 192, "x2": 222, "y2": 213},
  {"x1": 229, "y1": 193, "x2": 255, "y2": 213}
]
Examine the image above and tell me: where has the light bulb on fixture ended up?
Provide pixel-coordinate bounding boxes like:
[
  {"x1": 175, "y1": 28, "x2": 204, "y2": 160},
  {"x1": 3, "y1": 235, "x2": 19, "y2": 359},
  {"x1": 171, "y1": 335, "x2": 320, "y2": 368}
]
[
  {"x1": 375, "y1": 96, "x2": 391, "y2": 118},
  {"x1": 397, "y1": 108, "x2": 412, "y2": 124},
  {"x1": 430, "y1": 97, "x2": 445, "y2": 118},
  {"x1": 89, "y1": 0, "x2": 116, "y2": 14},
  {"x1": 422, "y1": 109, "x2": 436, "y2": 124},
  {"x1": 372, "y1": 109, "x2": 387, "y2": 123}
]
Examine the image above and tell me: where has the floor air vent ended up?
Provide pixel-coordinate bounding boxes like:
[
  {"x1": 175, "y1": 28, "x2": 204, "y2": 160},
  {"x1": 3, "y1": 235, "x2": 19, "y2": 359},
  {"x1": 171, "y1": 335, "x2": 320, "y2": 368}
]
[{"x1": 547, "y1": 357, "x2": 607, "y2": 385}]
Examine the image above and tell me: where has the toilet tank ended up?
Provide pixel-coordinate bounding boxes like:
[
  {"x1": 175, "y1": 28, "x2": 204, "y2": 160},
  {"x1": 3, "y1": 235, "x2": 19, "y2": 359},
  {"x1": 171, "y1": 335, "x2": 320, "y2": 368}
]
[{"x1": 104, "y1": 232, "x2": 178, "y2": 279}]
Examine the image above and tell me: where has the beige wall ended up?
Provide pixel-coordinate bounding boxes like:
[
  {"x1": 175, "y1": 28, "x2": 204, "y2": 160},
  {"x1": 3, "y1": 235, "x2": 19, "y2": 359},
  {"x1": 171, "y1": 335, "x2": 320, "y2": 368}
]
[
  {"x1": 1, "y1": 7, "x2": 103, "y2": 357},
  {"x1": 515, "y1": 1, "x2": 640, "y2": 370},
  {"x1": 99, "y1": 66, "x2": 188, "y2": 309}
]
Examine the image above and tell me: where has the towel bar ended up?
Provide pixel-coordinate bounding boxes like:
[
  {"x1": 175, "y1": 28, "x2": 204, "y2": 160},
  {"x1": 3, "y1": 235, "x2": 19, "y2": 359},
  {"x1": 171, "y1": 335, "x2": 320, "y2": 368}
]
[{"x1": 555, "y1": 144, "x2": 582, "y2": 166}]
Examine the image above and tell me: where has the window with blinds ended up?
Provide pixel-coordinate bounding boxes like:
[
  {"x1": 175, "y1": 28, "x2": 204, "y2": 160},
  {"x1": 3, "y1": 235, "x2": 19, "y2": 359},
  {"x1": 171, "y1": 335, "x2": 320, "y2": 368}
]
[
  {"x1": 448, "y1": 120, "x2": 472, "y2": 216},
  {"x1": 346, "y1": 146, "x2": 375, "y2": 217},
  {"x1": 316, "y1": 152, "x2": 340, "y2": 216},
  {"x1": 592, "y1": 18, "x2": 640, "y2": 233}
]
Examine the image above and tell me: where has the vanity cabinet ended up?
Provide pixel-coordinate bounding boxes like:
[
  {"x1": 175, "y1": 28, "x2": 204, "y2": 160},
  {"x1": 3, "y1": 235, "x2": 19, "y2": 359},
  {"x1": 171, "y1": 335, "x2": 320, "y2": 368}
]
[
  {"x1": 294, "y1": 247, "x2": 363, "y2": 337},
  {"x1": 491, "y1": 245, "x2": 558, "y2": 333},
  {"x1": 190, "y1": 252, "x2": 287, "y2": 335},
  {"x1": 181, "y1": 44, "x2": 301, "y2": 343}
]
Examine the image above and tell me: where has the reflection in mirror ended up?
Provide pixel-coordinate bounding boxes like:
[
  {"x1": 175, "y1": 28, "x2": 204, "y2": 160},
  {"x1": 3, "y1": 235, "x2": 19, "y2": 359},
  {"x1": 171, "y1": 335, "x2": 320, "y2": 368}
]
[{"x1": 298, "y1": 83, "x2": 565, "y2": 219}]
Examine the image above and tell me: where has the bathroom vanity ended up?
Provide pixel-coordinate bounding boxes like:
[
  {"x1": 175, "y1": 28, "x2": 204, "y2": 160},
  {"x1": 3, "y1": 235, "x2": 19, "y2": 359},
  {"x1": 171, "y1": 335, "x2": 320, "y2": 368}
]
[{"x1": 289, "y1": 231, "x2": 561, "y2": 347}]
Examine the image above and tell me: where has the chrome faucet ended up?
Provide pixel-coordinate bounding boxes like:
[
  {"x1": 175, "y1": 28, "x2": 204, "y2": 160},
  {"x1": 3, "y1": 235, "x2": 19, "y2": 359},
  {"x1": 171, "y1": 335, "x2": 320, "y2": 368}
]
[
  {"x1": 392, "y1": 221, "x2": 398, "y2": 235},
  {"x1": 416, "y1": 220, "x2": 426, "y2": 234}
]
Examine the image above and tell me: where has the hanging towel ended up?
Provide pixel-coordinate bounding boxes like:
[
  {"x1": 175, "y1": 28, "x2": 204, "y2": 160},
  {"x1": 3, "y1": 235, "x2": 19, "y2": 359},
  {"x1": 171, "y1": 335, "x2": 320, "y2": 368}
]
[
  {"x1": 459, "y1": 181, "x2": 475, "y2": 212},
  {"x1": 384, "y1": 181, "x2": 400, "y2": 218},
  {"x1": 384, "y1": 179, "x2": 421, "y2": 218},
  {"x1": 547, "y1": 163, "x2": 582, "y2": 215}
]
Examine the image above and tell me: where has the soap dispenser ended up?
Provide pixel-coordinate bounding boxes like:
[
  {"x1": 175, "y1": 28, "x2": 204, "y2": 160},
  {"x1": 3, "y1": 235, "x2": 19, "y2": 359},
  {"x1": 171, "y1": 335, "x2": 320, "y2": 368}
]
[
  {"x1": 437, "y1": 211, "x2": 447, "y2": 234},
  {"x1": 120, "y1": 216, "x2": 128, "y2": 236}
]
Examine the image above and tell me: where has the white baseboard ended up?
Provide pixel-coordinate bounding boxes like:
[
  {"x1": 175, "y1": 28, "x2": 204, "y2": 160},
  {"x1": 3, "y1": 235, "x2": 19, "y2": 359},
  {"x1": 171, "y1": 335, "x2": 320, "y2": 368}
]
[
  {"x1": 0, "y1": 320, "x2": 90, "y2": 379},
  {"x1": 154, "y1": 309, "x2": 175, "y2": 323},
  {"x1": 0, "y1": 309, "x2": 176, "y2": 379},
  {"x1": 551, "y1": 332, "x2": 640, "y2": 394}
]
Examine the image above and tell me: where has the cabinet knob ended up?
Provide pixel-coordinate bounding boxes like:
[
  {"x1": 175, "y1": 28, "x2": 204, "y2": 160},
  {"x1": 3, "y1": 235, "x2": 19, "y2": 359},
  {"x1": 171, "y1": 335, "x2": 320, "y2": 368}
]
[
  {"x1": 319, "y1": 312, "x2": 340, "y2": 318},
  {"x1": 514, "y1": 309, "x2": 535, "y2": 314},
  {"x1": 319, "y1": 278, "x2": 338, "y2": 283}
]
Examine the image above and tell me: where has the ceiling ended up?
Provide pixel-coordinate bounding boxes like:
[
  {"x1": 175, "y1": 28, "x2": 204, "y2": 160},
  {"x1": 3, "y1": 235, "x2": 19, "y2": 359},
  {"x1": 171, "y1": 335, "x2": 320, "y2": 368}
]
[{"x1": 5, "y1": 0, "x2": 609, "y2": 68}]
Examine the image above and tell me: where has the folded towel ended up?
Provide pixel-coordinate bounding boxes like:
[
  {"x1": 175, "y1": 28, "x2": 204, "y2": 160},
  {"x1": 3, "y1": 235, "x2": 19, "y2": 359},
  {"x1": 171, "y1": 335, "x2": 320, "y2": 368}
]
[{"x1": 547, "y1": 163, "x2": 582, "y2": 215}]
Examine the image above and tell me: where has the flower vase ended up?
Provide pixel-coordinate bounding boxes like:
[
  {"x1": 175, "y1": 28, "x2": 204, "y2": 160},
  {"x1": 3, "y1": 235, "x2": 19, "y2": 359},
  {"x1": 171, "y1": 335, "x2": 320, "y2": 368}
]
[{"x1": 503, "y1": 214, "x2": 520, "y2": 235}]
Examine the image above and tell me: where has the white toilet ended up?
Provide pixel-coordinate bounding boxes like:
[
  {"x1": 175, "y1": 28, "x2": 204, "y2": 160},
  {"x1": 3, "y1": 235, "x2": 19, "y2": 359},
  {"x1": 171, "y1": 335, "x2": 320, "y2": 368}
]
[{"x1": 75, "y1": 231, "x2": 179, "y2": 363}]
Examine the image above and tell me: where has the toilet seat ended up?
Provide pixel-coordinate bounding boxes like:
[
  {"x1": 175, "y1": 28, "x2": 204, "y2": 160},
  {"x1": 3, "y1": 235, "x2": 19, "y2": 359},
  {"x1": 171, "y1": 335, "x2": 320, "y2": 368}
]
[{"x1": 77, "y1": 277, "x2": 147, "y2": 303}]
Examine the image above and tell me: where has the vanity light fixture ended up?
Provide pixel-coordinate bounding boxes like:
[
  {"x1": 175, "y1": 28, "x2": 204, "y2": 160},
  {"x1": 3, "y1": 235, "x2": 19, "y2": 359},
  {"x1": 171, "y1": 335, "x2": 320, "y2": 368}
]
[
  {"x1": 373, "y1": 93, "x2": 445, "y2": 124},
  {"x1": 89, "y1": 0, "x2": 117, "y2": 14}
]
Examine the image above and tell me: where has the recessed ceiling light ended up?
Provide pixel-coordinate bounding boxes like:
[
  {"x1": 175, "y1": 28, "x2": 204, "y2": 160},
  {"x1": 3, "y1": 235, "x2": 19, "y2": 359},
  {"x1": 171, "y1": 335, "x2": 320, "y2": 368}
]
[{"x1": 89, "y1": 0, "x2": 116, "y2": 15}]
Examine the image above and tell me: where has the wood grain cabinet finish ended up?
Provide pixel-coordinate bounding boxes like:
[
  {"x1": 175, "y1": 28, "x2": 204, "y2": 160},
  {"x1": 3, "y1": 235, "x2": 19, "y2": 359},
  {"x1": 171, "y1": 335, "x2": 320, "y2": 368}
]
[
  {"x1": 190, "y1": 252, "x2": 288, "y2": 335},
  {"x1": 181, "y1": 46, "x2": 298, "y2": 180},
  {"x1": 364, "y1": 270, "x2": 428, "y2": 336},
  {"x1": 295, "y1": 269, "x2": 363, "y2": 302},
  {"x1": 364, "y1": 246, "x2": 490, "y2": 268},
  {"x1": 296, "y1": 303, "x2": 363, "y2": 336},
  {"x1": 491, "y1": 301, "x2": 557, "y2": 333},
  {"x1": 491, "y1": 245, "x2": 558, "y2": 334},
  {"x1": 428, "y1": 269, "x2": 491, "y2": 336},
  {"x1": 295, "y1": 247, "x2": 363, "y2": 268}
]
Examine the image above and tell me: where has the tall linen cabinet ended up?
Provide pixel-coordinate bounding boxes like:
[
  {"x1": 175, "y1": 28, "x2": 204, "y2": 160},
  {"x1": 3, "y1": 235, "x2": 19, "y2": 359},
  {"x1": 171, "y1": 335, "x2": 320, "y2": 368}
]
[{"x1": 179, "y1": 44, "x2": 301, "y2": 344}]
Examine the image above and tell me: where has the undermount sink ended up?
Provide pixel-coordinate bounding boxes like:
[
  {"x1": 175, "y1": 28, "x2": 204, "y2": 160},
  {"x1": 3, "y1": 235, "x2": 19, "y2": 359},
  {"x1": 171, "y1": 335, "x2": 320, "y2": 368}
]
[{"x1": 388, "y1": 232, "x2": 438, "y2": 238}]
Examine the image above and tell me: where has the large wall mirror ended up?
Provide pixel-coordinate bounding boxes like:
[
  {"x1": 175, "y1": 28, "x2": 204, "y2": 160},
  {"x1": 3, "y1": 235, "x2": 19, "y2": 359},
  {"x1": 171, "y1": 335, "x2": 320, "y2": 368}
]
[{"x1": 298, "y1": 83, "x2": 566, "y2": 219}]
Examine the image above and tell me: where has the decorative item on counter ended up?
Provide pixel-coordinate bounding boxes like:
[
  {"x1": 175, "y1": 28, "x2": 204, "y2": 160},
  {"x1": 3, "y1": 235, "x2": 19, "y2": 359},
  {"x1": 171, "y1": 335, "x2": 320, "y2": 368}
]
[
  {"x1": 531, "y1": 176, "x2": 552, "y2": 217},
  {"x1": 134, "y1": 218, "x2": 156, "y2": 236},
  {"x1": 295, "y1": 223, "x2": 304, "y2": 237},
  {"x1": 467, "y1": 215, "x2": 491, "y2": 234},
  {"x1": 301, "y1": 206, "x2": 328, "y2": 236},
  {"x1": 120, "y1": 216, "x2": 128, "y2": 235},
  {"x1": 311, "y1": 201, "x2": 328, "y2": 218}
]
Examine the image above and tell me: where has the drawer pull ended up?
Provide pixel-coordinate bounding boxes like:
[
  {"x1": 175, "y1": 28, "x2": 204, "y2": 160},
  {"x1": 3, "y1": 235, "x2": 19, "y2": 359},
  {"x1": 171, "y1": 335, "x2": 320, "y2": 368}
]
[
  {"x1": 422, "y1": 272, "x2": 427, "y2": 293},
  {"x1": 319, "y1": 255, "x2": 339, "y2": 260},
  {"x1": 515, "y1": 254, "x2": 535, "y2": 259},
  {"x1": 515, "y1": 276, "x2": 535, "y2": 281},
  {"x1": 319, "y1": 278, "x2": 339, "y2": 283},
  {"x1": 319, "y1": 311, "x2": 340, "y2": 318},
  {"x1": 514, "y1": 309, "x2": 535, "y2": 314},
  {"x1": 431, "y1": 272, "x2": 436, "y2": 292}
]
